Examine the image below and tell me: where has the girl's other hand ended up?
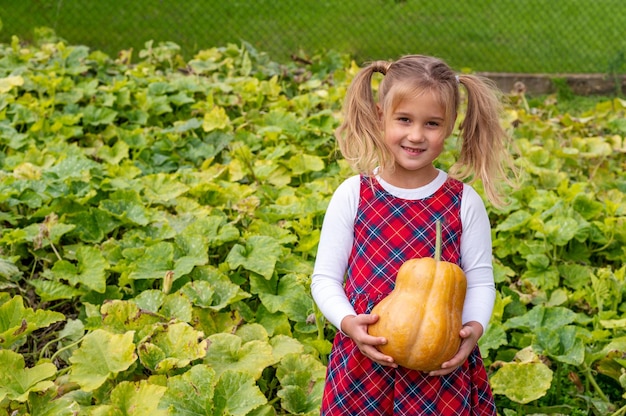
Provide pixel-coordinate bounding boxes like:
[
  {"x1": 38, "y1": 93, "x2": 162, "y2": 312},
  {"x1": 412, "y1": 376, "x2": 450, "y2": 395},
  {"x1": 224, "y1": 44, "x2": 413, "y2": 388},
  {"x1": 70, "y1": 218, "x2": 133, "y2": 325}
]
[
  {"x1": 341, "y1": 314, "x2": 398, "y2": 368},
  {"x1": 428, "y1": 321, "x2": 484, "y2": 376}
]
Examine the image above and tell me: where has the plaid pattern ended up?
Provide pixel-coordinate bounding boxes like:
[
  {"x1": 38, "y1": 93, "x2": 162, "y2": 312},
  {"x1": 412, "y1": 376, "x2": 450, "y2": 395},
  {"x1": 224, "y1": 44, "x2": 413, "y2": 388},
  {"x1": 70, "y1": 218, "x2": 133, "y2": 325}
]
[{"x1": 321, "y1": 175, "x2": 496, "y2": 415}]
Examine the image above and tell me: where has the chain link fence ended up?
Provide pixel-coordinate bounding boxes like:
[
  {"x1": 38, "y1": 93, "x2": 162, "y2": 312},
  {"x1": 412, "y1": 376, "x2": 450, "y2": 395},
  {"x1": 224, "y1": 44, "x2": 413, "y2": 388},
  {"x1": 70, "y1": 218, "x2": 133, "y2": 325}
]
[{"x1": 2, "y1": 1, "x2": 626, "y2": 75}]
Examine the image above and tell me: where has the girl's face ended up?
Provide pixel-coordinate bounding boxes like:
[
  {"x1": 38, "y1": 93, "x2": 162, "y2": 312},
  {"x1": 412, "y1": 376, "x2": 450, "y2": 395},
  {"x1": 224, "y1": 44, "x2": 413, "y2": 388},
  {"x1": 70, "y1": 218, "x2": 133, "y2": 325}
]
[{"x1": 380, "y1": 89, "x2": 448, "y2": 188}]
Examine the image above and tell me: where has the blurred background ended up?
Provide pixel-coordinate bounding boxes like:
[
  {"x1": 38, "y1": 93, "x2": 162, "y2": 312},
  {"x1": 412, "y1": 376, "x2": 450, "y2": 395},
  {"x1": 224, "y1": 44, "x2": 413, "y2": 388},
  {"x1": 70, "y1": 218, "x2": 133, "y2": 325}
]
[{"x1": 2, "y1": 0, "x2": 626, "y2": 75}]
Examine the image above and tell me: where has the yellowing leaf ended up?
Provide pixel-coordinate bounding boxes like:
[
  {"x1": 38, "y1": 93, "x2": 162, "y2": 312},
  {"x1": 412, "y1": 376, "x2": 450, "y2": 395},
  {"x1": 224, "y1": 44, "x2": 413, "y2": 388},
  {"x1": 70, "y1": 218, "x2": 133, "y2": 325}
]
[
  {"x1": 69, "y1": 329, "x2": 137, "y2": 391},
  {"x1": 202, "y1": 105, "x2": 230, "y2": 132},
  {"x1": 0, "y1": 350, "x2": 56, "y2": 402},
  {"x1": 287, "y1": 154, "x2": 325, "y2": 176},
  {"x1": 107, "y1": 380, "x2": 167, "y2": 416},
  {"x1": 137, "y1": 322, "x2": 208, "y2": 373},
  {"x1": 204, "y1": 333, "x2": 277, "y2": 380},
  {"x1": 0, "y1": 75, "x2": 24, "y2": 93},
  {"x1": 161, "y1": 364, "x2": 216, "y2": 414},
  {"x1": 0, "y1": 295, "x2": 65, "y2": 348},
  {"x1": 491, "y1": 358, "x2": 553, "y2": 404}
]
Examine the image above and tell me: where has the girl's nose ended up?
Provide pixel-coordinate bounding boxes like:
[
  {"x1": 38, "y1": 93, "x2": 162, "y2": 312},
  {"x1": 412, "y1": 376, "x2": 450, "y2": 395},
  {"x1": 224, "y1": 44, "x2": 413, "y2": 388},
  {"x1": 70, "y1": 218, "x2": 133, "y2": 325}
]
[{"x1": 407, "y1": 126, "x2": 425, "y2": 142}]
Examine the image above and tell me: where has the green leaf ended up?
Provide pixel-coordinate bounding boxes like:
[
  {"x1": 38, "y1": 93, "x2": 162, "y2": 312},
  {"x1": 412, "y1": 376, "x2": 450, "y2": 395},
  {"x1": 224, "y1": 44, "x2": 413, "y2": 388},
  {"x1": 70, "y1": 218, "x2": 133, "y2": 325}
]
[
  {"x1": 67, "y1": 207, "x2": 119, "y2": 243},
  {"x1": 257, "y1": 306, "x2": 293, "y2": 337},
  {"x1": 83, "y1": 104, "x2": 118, "y2": 126},
  {"x1": 0, "y1": 256, "x2": 22, "y2": 281},
  {"x1": 572, "y1": 192, "x2": 605, "y2": 220},
  {"x1": 100, "y1": 189, "x2": 150, "y2": 226},
  {"x1": 287, "y1": 153, "x2": 325, "y2": 175},
  {"x1": 0, "y1": 350, "x2": 57, "y2": 402},
  {"x1": 204, "y1": 333, "x2": 277, "y2": 380},
  {"x1": 97, "y1": 140, "x2": 130, "y2": 165},
  {"x1": 133, "y1": 290, "x2": 166, "y2": 313},
  {"x1": 277, "y1": 385, "x2": 324, "y2": 415},
  {"x1": 69, "y1": 329, "x2": 137, "y2": 391},
  {"x1": 19, "y1": 220, "x2": 76, "y2": 249},
  {"x1": 50, "y1": 245, "x2": 108, "y2": 293},
  {"x1": 185, "y1": 266, "x2": 251, "y2": 310},
  {"x1": 235, "y1": 323, "x2": 269, "y2": 343},
  {"x1": 270, "y1": 335, "x2": 305, "y2": 361},
  {"x1": 540, "y1": 216, "x2": 580, "y2": 246},
  {"x1": 160, "y1": 364, "x2": 216, "y2": 415},
  {"x1": 160, "y1": 292, "x2": 193, "y2": 322},
  {"x1": 250, "y1": 273, "x2": 313, "y2": 322},
  {"x1": 521, "y1": 264, "x2": 560, "y2": 291},
  {"x1": 0, "y1": 295, "x2": 65, "y2": 348},
  {"x1": 534, "y1": 325, "x2": 585, "y2": 365},
  {"x1": 127, "y1": 241, "x2": 174, "y2": 280},
  {"x1": 560, "y1": 263, "x2": 594, "y2": 290},
  {"x1": 479, "y1": 322, "x2": 508, "y2": 354},
  {"x1": 505, "y1": 305, "x2": 578, "y2": 332},
  {"x1": 179, "y1": 280, "x2": 215, "y2": 308},
  {"x1": 195, "y1": 215, "x2": 240, "y2": 248},
  {"x1": 27, "y1": 389, "x2": 80, "y2": 416},
  {"x1": 275, "y1": 353, "x2": 326, "y2": 414},
  {"x1": 173, "y1": 231, "x2": 209, "y2": 278},
  {"x1": 46, "y1": 153, "x2": 100, "y2": 181},
  {"x1": 213, "y1": 370, "x2": 267, "y2": 416},
  {"x1": 226, "y1": 235, "x2": 282, "y2": 279},
  {"x1": 29, "y1": 278, "x2": 83, "y2": 302},
  {"x1": 276, "y1": 352, "x2": 326, "y2": 387},
  {"x1": 141, "y1": 173, "x2": 190, "y2": 205},
  {"x1": 495, "y1": 210, "x2": 533, "y2": 232}
]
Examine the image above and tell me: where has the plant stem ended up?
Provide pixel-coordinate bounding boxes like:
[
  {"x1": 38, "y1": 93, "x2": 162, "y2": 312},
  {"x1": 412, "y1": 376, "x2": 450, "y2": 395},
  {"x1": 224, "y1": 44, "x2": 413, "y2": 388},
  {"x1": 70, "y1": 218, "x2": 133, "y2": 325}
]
[
  {"x1": 583, "y1": 364, "x2": 609, "y2": 403},
  {"x1": 434, "y1": 220, "x2": 442, "y2": 261},
  {"x1": 554, "y1": 363, "x2": 562, "y2": 405},
  {"x1": 313, "y1": 303, "x2": 328, "y2": 366},
  {"x1": 49, "y1": 338, "x2": 83, "y2": 364}
]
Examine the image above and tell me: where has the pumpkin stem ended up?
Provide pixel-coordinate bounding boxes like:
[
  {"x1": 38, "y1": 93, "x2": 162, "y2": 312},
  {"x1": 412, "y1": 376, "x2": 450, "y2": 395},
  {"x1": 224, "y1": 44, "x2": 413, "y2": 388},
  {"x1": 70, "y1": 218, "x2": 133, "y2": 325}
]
[{"x1": 434, "y1": 220, "x2": 442, "y2": 261}]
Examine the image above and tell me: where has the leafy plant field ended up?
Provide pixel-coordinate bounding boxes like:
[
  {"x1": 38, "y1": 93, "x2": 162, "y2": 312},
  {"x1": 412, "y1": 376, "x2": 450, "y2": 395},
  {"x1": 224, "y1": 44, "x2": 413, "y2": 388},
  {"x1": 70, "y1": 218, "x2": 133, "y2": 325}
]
[{"x1": 0, "y1": 36, "x2": 625, "y2": 415}]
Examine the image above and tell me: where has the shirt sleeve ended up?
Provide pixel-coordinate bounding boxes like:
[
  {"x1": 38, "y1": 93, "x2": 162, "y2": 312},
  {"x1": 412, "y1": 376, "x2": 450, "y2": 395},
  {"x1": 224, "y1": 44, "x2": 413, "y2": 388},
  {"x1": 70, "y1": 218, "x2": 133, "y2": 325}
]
[
  {"x1": 460, "y1": 185, "x2": 496, "y2": 331},
  {"x1": 310, "y1": 175, "x2": 361, "y2": 331}
]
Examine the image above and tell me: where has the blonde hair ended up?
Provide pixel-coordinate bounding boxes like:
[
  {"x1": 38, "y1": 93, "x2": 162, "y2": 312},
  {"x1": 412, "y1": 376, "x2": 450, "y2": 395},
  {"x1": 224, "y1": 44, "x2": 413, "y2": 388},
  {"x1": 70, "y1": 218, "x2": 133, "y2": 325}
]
[{"x1": 335, "y1": 54, "x2": 515, "y2": 207}]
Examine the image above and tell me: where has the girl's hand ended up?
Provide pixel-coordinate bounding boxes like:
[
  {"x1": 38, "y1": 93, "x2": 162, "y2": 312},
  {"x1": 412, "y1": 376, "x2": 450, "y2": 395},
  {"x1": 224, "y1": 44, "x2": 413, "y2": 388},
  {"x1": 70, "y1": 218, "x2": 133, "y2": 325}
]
[
  {"x1": 341, "y1": 314, "x2": 398, "y2": 368},
  {"x1": 428, "y1": 321, "x2": 484, "y2": 376}
]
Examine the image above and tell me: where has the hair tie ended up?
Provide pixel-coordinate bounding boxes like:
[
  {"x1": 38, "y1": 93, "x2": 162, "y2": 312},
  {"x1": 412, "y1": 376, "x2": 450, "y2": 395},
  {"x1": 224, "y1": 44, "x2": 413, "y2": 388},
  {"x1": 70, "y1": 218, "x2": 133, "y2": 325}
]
[
  {"x1": 373, "y1": 60, "x2": 391, "y2": 75},
  {"x1": 455, "y1": 75, "x2": 460, "y2": 83}
]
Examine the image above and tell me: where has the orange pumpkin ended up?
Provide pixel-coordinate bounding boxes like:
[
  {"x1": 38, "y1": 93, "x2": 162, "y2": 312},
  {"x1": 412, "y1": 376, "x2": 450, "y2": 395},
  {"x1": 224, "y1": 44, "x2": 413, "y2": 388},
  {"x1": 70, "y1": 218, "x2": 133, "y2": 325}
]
[{"x1": 368, "y1": 221, "x2": 467, "y2": 372}]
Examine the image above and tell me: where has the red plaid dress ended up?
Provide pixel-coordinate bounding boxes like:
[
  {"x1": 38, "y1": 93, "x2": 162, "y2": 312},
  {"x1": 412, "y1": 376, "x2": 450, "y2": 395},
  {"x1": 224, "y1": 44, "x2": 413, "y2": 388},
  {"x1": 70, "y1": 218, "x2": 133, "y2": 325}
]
[{"x1": 320, "y1": 175, "x2": 496, "y2": 415}]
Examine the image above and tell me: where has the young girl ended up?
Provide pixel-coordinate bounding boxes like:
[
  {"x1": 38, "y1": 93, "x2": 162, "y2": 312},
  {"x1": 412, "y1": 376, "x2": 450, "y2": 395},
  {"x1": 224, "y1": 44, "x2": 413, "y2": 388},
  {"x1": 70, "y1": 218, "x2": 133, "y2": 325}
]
[{"x1": 311, "y1": 55, "x2": 514, "y2": 415}]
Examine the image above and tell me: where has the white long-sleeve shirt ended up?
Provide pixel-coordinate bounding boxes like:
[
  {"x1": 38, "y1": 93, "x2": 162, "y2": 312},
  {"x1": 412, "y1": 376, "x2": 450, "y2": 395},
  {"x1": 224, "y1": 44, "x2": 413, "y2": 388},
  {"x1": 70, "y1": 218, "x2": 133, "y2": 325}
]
[{"x1": 310, "y1": 170, "x2": 496, "y2": 332}]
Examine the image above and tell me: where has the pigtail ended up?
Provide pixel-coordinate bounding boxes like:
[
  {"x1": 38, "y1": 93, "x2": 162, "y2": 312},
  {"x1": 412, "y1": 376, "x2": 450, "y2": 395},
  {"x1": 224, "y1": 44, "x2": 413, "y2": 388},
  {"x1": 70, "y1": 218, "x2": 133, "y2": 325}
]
[
  {"x1": 451, "y1": 74, "x2": 516, "y2": 208},
  {"x1": 335, "y1": 61, "x2": 391, "y2": 175}
]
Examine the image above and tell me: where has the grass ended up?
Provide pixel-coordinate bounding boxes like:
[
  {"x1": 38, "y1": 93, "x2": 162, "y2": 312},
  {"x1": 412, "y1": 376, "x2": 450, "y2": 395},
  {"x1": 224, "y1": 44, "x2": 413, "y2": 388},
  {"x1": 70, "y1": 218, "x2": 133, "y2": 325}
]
[{"x1": 2, "y1": 1, "x2": 626, "y2": 74}]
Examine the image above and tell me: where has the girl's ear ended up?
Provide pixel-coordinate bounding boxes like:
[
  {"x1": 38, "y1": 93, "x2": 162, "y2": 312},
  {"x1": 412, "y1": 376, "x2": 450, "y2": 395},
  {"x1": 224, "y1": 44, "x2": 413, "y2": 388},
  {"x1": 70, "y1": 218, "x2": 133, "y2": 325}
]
[{"x1": 377, "y1": 104, "x2": 384, "y2": 121}]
